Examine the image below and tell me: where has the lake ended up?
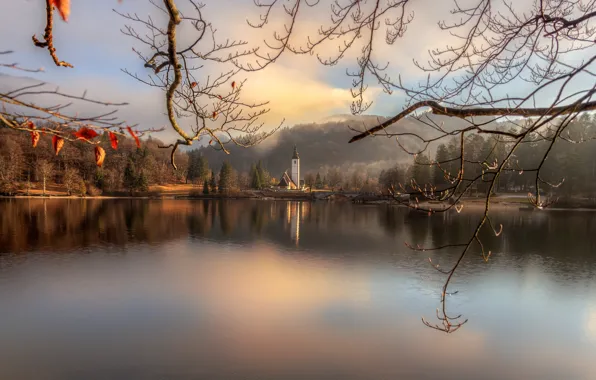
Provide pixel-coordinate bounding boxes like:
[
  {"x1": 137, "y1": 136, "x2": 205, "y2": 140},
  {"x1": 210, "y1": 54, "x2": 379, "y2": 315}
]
[{"x1": 0, "y1": 198, "x2": 595, "y2": 380}]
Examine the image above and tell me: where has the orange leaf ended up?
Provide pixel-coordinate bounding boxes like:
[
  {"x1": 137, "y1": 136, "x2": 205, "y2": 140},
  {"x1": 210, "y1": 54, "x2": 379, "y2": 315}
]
[
  {"x1": 52, "y1": 135, "x2": 64, "y2": 155},
  {"x1": 50, "y1": 0, "x2": 70, "y2": 22},
  {"x1": 108, "y1": 131, "x2": 118, "y2": 150},
  {"x1": 94, "y1": 146, "x2": 106, "y2": 167},
  {"x1": 209, "y1": 139, "x2": 213, "y2": 145},
  {"x1": 74, "y1": 127, "x2": 99, "y2": 141},
  {"x1": 212, "y1": 111, "x2": 217, "y2": 119},
  {"x1": 26, "y1": 121, "x2": 35, "y2": 129},
  {"x1": 41, "y1": 128, "x2": 47, "y2": 136},
  {"x1": 231, "y1": 81, "x2": 236, "y2": 89},
  {"x1": 31, "y1": 131, "x2": 40, "y2": 148},
  {"x1": 191, "y1": 82, "x2": 197, "y2": 88},
  {"x1": 127, "y1": 126, "x2": 141, "y2": 148}
]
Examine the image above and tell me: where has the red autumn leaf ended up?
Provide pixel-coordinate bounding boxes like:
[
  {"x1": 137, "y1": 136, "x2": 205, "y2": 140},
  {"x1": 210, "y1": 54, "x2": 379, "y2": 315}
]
[
  {"x1": 217, "y1": 95, "x2": 222, "y2": 100},
  {"x1": 41, "y1": 128, "x2": 47, "y2": 136},
  {"x1": 94, "y1": 146, "x2": 106, "y2": 167},
  {"x1": 52, "y1": 135, "x2": 65, "y2": 155},
  {"x1": 209, "y1": 139, "x2": 213, "y2": 145},
  {"x1": 31, "y1": 131, "x2": 40, "y2": 148},
  {"x1": 212, "y1": 111, "x2": 218, "y2": 119},
  {"x1": 50, "y1": 0, "x2": 70, "y2": 22},
  {"x1": 108, "y1": 131, "x2": 118, "y2": 150},
  {"x1": 26, "y1": 121, "x2": 35, "y2": 129},
  {"x1": 74, "y1": 127, "x2": 99, "y2": 141},
  {"x1": 191, "y1": 82, "x2": 197, "y2": 88},
  {"x1": 127, "y1": 126, "x2": 141, "y2": 148},
  {"x1": 231, "y1": 81, "x2": 236, "y2": 89}
]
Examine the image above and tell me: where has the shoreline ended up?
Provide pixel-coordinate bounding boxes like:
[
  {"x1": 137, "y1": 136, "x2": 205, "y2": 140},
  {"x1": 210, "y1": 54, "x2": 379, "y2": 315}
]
[{"x1": 2, "y1": 194, "x2": 596, "y2": 211}]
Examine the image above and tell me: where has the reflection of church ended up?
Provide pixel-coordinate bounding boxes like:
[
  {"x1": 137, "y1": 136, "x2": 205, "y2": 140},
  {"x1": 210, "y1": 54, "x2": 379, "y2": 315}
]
[
  {"x1": 286, "y1": 201, "x2": 310, "y2": 246},
  {"x1": 277, "y1": 146, "x2": 304, "y2": 190}
]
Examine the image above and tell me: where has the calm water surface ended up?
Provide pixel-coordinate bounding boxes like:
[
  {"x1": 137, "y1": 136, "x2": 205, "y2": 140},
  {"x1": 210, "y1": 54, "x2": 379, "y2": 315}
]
[{"x1": 1, "y1": 199, "x2": 595, "y2": 380}]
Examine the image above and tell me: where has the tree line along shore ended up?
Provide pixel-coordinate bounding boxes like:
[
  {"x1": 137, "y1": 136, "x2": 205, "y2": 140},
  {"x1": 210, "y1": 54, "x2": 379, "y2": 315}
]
[{"x1": 2, "y1": 114, "x2": 596, "y2": 210}]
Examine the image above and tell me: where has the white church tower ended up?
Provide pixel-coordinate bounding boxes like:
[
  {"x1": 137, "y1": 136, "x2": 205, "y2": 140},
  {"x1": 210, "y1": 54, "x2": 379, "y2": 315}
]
[{"x1": 291, "y1": 145, "x2": 300, "y2": 189}]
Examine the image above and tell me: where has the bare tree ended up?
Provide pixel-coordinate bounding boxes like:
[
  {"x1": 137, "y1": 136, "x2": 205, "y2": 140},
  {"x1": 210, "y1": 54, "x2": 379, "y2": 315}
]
[
  {"x1": 304, "y1": 172, "x2": 316, "y2": 190},
  {"x1": 0, "y1": 50, "x2": 156, "y2": 166},
  {"x1": 5, "y1": 0, "x2": 280, "y2": 172},
  {"x1": 115, "y1": 0, "x2": 282, "y2": 168},
  {"x1": 350, "y1": 170, "x2": 365, "y2": 191},
  {"x1": 0, "y1": 139, "x2": 24, "y2": 195},
  {"x1": 63, "y1": 167, "x2": 82, "y2": 196},
  {"x1": 327, "y1": 168, "x2": 344, "y2": 190},
  {"x1": 36, "y1": 160, "x2": 54, "y2": 196}
]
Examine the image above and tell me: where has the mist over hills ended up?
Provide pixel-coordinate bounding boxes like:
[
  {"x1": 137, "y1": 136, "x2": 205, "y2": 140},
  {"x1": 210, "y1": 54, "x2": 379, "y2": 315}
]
[{"x1": 195, "y1": 113, "x2": 501, "y2": 176}]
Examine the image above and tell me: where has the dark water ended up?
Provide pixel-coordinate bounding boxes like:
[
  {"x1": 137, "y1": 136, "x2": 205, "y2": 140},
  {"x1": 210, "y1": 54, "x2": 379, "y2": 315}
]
[{"x1": 0, "y1": 199, "x2": 595, "y2": 380}]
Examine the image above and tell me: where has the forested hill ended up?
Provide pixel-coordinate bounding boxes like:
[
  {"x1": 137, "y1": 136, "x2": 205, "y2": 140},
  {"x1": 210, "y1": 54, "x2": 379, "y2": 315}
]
[{"x1": 195, "y1": 114, "x2": 453, "y2": 176}]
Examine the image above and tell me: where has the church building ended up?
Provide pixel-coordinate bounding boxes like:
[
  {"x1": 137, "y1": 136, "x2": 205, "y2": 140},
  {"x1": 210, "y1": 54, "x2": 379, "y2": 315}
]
[{"x1": 277, "y1": 145, "x2": 303, "y2": 190}]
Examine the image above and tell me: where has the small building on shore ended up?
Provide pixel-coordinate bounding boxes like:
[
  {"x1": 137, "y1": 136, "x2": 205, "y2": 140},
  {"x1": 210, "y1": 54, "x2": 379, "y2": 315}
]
[
  {"x1": 277, "y1": 145, "x2": 305, "y2": 190},
  {"x1": 277, "y1": 171, "x2": 299, "y2": 190}
]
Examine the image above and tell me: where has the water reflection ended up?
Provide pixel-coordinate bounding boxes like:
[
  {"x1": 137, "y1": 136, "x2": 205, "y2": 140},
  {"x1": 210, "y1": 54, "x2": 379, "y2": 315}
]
[
  {"x1": 0, "y1": 199, "x2": 596, "y2": 379},
  {"x1": 3, "y1": 199, "x2": 596, "y2": 268}
]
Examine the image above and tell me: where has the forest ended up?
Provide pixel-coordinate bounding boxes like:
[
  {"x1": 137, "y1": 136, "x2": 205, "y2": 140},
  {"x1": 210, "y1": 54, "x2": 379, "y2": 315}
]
[{"x1": 1, "y1": 113, "x2": 595, "y2": 199}]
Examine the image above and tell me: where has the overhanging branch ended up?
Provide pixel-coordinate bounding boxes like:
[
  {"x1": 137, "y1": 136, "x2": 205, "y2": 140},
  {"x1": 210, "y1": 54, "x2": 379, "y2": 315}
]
[{"x1": 348, "y1": 100, "x2": 596, "y2": 143}]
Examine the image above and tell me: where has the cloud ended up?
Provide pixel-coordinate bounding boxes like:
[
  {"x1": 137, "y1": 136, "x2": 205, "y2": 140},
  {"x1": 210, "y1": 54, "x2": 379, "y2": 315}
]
[{"x1": 239, "y1": 56, "x2": 380, "y2": 125}]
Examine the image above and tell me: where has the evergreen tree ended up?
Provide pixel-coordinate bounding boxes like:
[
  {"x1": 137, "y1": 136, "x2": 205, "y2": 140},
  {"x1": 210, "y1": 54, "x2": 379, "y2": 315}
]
[
  {"x1": 198, "y1": 155, "x2": 209, "y2": 183},
  {"x1": 379, "y1": 166, "x2": 403, "y2": 192},
  {"x1": 218, "y1": 161, "x2": 234, "y2": 194},
  {"x1": 434, "y1": 144, "x2": 449, "y2": 188},
  {"x1": 315, "y1": 172, "x2": 323, "y2": 189},
  {"x1": 209, "y1": 171, "x2": 217, "y2": 193},
  {"x1": 250, "y1": 164, "x2": 262, "y2": 189},
  {"x1": 446, "y1": 137, "x2": 460, "y2": 183},
  {"x1": 411, "y1": 154, "x2": 432, "y2": 189},
  {"x1": 136, "y1": 171, "x2": 149, "y2": 192},
  {"x1": 123, "y1": 158, "x2": 137, "y2": 194},
  {"x1": 94, "y1": 168, "x2": 105, "y2": 190},
  {"x1": 256, "y1": 161, "x2": 267, "y2": 187},
  {"x1": 186, "y1": 151, "x2": 209, "y2": 184},
  {"x1": 186, "y1": 151, "x2": 198, "y2": 183},
  {"x1": 203, "y1": 179, "x2": 209, "y2": 195}
]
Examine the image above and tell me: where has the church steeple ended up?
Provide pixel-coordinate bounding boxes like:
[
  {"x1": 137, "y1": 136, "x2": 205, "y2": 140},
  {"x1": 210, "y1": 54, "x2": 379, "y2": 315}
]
[{"x1": 291, "y1": 145, "x2": 300, "y2": 189}]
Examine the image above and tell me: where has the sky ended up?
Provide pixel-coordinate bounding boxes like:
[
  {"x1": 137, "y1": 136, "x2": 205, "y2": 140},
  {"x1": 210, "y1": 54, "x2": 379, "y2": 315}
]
[
  {"x1": 1, "y1": 0, "x2": 593, "y2": 144},
  {"x1": 0, "y1": 0, "x2": 442, "y2": 141}
]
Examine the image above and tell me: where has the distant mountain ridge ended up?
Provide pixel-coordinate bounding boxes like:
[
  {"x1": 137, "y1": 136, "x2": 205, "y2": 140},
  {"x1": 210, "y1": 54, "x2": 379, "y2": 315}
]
[{"x1": 196, "y1": 113, "x2": 502, "y2": 176}]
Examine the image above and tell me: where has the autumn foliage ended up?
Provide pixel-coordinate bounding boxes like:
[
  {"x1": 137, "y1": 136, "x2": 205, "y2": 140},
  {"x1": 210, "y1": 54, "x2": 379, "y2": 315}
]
[
  {"x1": 52, "y1": 135, "x2": 65, "y2": 155},
  {"x1": 20, "y1": 121, "x2": 142, "y2": 168},
  {"x1": 50, "y1": 0, "x2": 70, "y2": 22},
  {"x1": 127, "y1": 126, "x2": 140, "y2": 148},
  {"x1": 94, "y1": 146, "x2": 106, "y2": 167},
  {"x1": 31, "y1": 130, "x2": 41, "y2": 148},
  {"x1": 109, "y1": 131, "x2": 119, "y2": 150},
  {"x1": 74, "y1": 127, "x2": 99, "y2": 141}
]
